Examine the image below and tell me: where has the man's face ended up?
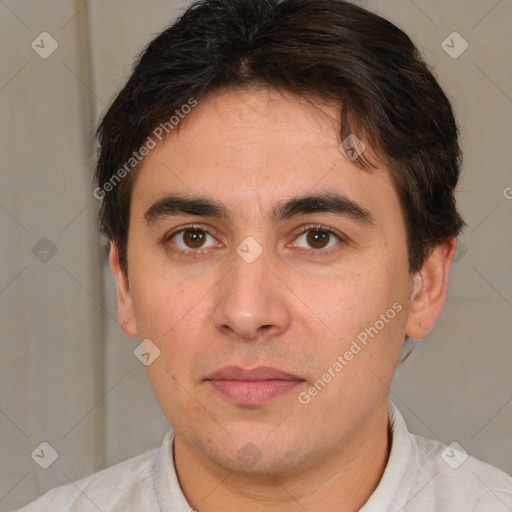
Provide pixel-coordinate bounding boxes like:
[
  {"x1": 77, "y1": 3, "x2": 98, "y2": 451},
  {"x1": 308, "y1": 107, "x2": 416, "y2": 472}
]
[{"x1": 117, "y1": 88, "x2": 415, "y2": 474}]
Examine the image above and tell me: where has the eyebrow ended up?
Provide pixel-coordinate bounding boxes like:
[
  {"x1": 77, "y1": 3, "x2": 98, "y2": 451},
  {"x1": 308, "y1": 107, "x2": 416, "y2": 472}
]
[{"x1": 144, "y1": 192, "x2": 375, "y2": 227}]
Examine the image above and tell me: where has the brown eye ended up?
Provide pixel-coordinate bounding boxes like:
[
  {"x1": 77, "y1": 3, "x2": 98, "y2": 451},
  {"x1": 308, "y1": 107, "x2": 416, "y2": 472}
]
[
  {"x1": 294, "y1": 227, "x2": 342, "y2": 252},
  {"x1": 182, "y1": 229, "x2": 207, "y2": 249},
  {"x1": 306, "y1": 230, "x2": 331, "y2": 249},
  {"x1": 167, "y1": 227, "x2": 218, "y2": 253}
]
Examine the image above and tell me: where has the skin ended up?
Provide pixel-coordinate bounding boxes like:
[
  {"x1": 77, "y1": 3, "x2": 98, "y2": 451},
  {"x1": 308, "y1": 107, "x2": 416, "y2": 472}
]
[{"x1": 109, "y1": 87, "x2": 456, "y2": 511}]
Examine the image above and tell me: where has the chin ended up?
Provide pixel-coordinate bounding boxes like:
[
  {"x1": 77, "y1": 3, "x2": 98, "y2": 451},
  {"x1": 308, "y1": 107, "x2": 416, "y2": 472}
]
[{"x1": 203, "y1": 432, "x2": 309, "y2": 476}]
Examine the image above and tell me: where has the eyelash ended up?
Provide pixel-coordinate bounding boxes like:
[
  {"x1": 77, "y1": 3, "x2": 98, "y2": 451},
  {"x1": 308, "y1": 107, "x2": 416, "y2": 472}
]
[{"x1": 163, "y1": 223, "x2": 345, "y2": 257}]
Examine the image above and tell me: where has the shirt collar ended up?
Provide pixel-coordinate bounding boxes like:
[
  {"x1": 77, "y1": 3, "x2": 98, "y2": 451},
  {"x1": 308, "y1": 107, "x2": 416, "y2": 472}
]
[
  {"x1": 360, "y1": 400, "x2": 419, "y2": 511},
  {"x1": 154, "y1": 428, "x2": 192, "y2": 511}
]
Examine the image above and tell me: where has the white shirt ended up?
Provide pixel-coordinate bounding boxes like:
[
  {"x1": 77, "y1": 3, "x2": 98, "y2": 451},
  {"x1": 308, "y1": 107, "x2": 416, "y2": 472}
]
[{"x1": 12, "y1": 402, "x2": 512, "y2": 511}]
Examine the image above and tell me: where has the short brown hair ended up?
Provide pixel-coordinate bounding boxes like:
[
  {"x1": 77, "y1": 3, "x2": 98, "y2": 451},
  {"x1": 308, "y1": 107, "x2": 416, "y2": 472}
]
[{"x1": 95, "y1": 0, "x2": 465, "y2": 275}]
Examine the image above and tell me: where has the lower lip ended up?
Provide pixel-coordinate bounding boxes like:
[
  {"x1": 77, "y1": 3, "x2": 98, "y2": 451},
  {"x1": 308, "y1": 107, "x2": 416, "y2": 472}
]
[{"x1": 207, "y1": 379, "x2": 304, "y2": 405}]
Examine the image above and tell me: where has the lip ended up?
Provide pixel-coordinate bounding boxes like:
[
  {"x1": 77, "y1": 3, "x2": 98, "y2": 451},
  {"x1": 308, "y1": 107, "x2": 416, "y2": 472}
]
[
  {"x1": 205, "y1": 366, "x2": 306, "y2": 406},
  {"x1": 206, "y1": 365, "x2": 304, "y2": 381}
]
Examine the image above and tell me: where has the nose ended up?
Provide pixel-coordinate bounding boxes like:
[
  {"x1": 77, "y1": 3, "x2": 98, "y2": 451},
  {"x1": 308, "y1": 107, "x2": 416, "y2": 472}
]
[{"x1": 212, "y1": 246, "x2": 291, "y2": 342}]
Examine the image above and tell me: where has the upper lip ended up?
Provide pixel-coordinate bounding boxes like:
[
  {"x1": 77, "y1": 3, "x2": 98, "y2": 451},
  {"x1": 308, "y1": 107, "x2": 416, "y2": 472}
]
[{"x1": 206, "y1": 365, "x2": 305, "y2": 381}]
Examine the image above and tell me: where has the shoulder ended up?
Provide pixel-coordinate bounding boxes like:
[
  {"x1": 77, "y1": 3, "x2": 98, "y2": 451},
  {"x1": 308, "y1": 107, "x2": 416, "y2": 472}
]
[
  {"x1": 12, "y1": 440, "x2": 165, "y2": 512},
  {"x1": 410, "y1": 433, "x2": 512, "y2": 510}
]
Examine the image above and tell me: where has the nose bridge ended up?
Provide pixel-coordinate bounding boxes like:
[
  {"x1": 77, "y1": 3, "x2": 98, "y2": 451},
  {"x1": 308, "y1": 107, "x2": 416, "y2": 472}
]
[
  {"x1": 213, "y1": 240, "x2": 289, "y2": 340},
  {"x1": 235, "y1": 239, "x2": 274, "y2": 292}
]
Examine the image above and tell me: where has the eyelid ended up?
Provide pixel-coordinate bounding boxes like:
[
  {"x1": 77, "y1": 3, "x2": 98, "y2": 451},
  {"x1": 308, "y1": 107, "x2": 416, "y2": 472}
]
[
  {"x1": 292, "y1": 223, "x2": 346, "y2": 241},
  {"x1": 164, "y1": 223, "x2": 215, "y2": 242}
]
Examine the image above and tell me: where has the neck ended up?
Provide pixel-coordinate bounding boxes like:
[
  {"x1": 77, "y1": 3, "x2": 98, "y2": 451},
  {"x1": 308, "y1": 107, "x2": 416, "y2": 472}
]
[{"x1": 174, "y1": 399, "x2": 391, "y2": 512}]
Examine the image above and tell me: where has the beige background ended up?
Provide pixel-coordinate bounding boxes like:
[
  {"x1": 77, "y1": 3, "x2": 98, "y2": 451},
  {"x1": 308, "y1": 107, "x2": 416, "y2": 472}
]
[{"x1": 1, "y1": 0, "x2": 511, "y2": 509}]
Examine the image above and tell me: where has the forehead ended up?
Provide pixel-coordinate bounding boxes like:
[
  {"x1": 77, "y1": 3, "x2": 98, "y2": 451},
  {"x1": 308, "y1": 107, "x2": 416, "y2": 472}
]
[{"x1": 130, "y1": 88, "x2": 401, "y2": 231}]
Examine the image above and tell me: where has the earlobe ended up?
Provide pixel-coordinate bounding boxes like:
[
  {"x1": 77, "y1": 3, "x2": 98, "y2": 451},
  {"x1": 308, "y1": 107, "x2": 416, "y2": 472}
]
[
  {"x1": 108, "y1": 242, "x2": 139, "y2": 338},
  {"x1": 405, "y1": 238, "x2": 457, "y2": 340}
]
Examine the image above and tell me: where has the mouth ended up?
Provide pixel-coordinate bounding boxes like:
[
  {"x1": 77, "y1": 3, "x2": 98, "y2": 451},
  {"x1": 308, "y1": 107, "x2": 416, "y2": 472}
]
[{"x1": 205, "y1": 366, "x2": 306, "y2": 406}]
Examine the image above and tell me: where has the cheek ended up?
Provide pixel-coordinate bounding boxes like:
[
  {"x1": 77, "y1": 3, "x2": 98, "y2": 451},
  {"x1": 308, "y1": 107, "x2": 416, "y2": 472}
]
[
  {"x1": 308, "y1": 272, "x2": 409, "y2": 368},
  {"x1": 302, "y1": 273, "x2": 389, "y2": 329},
  {"x1": 129, "y1": 268, "x2": 190, "y2": 338},
  {"x1": 144, "y1": 360, "x2": 207, "y2": 435}
]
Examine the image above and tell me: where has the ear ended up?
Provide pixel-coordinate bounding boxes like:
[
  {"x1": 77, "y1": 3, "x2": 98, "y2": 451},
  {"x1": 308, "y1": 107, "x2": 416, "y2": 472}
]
[
  {"x1": 109, "y1": 242, "x2": 139, "y2": 338},
  {"x1": 405, "y1": 237, "x2": 457, "y2": 339}
]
